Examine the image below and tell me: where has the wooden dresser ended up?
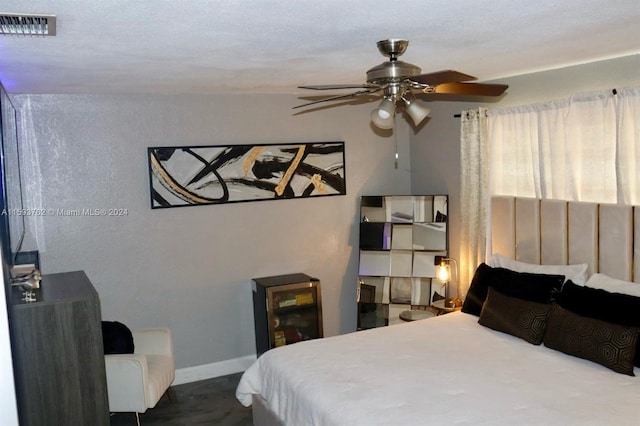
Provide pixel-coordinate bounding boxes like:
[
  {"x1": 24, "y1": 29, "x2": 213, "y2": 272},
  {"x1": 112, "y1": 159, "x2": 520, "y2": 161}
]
[{"x1": 10, "y1": 270, "x2": 109, "y2": 426}]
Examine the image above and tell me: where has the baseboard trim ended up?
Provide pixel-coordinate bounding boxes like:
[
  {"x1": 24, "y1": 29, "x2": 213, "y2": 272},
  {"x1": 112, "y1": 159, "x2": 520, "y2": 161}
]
[{"x1": 173, "y1": 354, "x2": 257, "y2": 386}]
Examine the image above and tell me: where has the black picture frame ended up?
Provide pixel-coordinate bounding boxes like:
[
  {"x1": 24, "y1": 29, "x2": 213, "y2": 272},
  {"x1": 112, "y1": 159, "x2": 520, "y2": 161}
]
[{"x1": 148, "y1": 142, "x2": 346, "y2": 208}]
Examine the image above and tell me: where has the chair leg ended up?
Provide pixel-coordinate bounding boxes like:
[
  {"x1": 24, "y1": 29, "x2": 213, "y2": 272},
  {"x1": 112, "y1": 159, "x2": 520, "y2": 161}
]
[
  {"x1": 166, "y1": 386, "x2": 175, "y2": 403},
  {"x1": 135, "y1": 412, "x2": 140, "y2": 426}
]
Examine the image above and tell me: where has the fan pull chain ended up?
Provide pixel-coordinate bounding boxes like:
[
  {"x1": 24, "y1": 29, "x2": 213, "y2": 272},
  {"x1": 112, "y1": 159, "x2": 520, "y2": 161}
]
[{"x1": 394, "y1": 115, "x2": 398, "y2": 169}]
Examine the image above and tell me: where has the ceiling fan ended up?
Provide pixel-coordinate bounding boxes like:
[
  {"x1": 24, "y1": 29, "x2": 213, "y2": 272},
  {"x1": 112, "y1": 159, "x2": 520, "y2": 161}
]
[{"x1": 294, "y1": 39, "x2": 508, "y2": 129}]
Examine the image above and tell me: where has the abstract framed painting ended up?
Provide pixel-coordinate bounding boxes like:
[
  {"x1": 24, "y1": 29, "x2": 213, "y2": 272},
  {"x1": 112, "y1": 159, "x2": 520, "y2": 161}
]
[{"x1": 148, "y1": 142, "x2": 346, "y2": 208}]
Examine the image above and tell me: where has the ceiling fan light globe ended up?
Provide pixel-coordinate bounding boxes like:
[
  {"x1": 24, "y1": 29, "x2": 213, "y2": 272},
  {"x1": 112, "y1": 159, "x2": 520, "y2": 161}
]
[
  {"x1": 370, "y1": 109, "x2": 394, "y2": 129},
  {"x1": 405, "y1": 101, "x2": 431, "y2": 126},
  {"x1": 377, "y1": 98, "x2": 396, "y2": 118}
]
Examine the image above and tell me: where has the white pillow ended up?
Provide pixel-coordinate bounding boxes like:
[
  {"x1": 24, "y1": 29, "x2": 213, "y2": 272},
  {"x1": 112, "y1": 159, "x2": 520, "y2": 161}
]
[
  {"x1": 584, "y1": 273, "x2": 640, "y2": 297},
  {"x1": 488, "y1": 253, "x2": 588, "y2": 285}
]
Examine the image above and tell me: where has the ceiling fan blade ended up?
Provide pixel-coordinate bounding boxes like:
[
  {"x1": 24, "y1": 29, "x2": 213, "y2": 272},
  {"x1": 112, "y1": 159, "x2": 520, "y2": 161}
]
[
  {"x1": 428, "y1": 82, "x2": 508, "y2": 96},
  {"x1": 299, "y1": 84, "x2": 378, "y2": 90},
  {"x1": 293, "y1": 88, "x2": 381, "y2": 109},
  {"x1": 409, "y1": 70, "x2": 477, "y2": 86}
]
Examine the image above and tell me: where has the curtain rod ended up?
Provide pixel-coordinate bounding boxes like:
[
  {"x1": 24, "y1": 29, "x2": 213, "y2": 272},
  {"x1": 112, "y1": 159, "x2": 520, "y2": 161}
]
[
  {"x1": 453, "y1": 110, "x2": 488, "y2": 118},
  {"x1": 453, "y1": 88, "x2": 619, "y2": 117}
]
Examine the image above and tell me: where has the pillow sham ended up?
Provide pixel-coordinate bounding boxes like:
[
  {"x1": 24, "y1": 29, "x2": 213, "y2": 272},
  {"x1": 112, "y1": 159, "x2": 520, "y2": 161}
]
[
  {"x1": 584, "y1": 273, "x2": 640, "y2": 297},
  {"x1": 488, "y1": 253, "x2": 588, "y2": 285},
  {"x1": 479, "y1": 287, "x2": 551, "y2": 345},
  {"x1": 462, "y1": 263, "x2": 564, "y2": 316},
  {"x1": 559, "y1": 280, "x2": 640, "y2": 367},
  {"x1": 543, "y1": 304, "x2": 639, "y2": 376}
]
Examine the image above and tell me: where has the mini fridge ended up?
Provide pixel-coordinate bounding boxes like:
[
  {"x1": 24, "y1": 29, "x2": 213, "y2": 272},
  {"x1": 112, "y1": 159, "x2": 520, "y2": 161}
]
[{"x1": 252, "y1": 273, "x2": 323, "y2": 356}]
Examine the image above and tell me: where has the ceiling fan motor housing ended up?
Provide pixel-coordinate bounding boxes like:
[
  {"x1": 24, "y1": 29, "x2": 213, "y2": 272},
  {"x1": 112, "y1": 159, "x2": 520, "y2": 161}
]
[{"x1": 366, "y1": 60, "x2": 422, "y2": 84}]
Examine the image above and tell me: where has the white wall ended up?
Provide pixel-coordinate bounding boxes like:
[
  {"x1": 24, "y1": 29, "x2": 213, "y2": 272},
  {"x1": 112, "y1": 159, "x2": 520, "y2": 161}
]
[
  {"x1": 11, "y1": 93, "x2": 410, "y2": 370},
  {"x1": 410, "y1": 54, "x2": 640, "y2": 288}
]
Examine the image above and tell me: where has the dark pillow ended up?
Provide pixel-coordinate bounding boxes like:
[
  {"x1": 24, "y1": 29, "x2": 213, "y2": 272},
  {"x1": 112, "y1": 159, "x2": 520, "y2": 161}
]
[
  {"x1": 559, "y1": 281, "x2": 640, "y2": 367},
  {"x1": 462, "y1": 263, "x2": 564, "y2": 316},
  {"x1": 479, "y1": 287, "x2": 551, "y2": 345},
  {"x1": 543, "y1": 304, "x2": 639, "y2": 376},
  {"x1": 101, "y1": 321, "x2": 135, "y2": 354}
]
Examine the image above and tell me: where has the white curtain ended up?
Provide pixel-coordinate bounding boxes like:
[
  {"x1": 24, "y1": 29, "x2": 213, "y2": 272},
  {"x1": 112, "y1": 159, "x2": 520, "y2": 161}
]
[
  {"x1": 488, "y1": 87, "x2": 640, "y2": 204},
  {"x1": 459, "y1": 108, "x2": 488, "y2": 297},
  {"x1": 458, "y1": 87, "x2": 639, "y2": 292},
  {"x1": 616, "y1": 87, "x2": 640, "y2": 204}
]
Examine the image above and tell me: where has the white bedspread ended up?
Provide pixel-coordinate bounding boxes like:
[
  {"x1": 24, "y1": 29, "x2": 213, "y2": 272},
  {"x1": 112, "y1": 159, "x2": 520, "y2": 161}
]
[{"x1": 236, "y1": 311, "x2": 640, "y2": 426}]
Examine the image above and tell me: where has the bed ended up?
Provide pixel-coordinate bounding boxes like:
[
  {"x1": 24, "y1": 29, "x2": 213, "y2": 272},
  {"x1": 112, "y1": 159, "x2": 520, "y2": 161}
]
[{"x1": 236, "y1": 197, "x2": 640, "y2": 426}]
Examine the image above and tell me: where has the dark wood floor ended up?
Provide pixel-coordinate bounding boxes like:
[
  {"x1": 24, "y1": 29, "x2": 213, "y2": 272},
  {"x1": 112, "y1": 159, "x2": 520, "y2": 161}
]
[{"x1": 109, "y1": 373, "x2": 252, "y2": 426}]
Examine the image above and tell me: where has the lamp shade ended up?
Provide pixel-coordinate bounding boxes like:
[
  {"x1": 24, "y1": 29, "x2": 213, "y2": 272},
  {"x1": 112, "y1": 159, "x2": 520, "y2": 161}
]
[
  {"x1": 371, "y1": 98, "x2": 396, "y2": 129},
  {"x1": 377, "y1": 97, "x2": 396, "y2": 118},
  {"x1": 405, "y1": 100, "x2": 431, "y2": 126},
  {"x1": 370, "y1": 109, "x2": 394, "y2": 129}
]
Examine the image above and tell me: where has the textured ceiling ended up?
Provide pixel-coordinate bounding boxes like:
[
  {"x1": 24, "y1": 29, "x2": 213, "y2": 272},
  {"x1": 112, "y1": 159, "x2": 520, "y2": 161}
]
[{"x1": 0, "y1": 0, "x2": 639, "y2": 95}]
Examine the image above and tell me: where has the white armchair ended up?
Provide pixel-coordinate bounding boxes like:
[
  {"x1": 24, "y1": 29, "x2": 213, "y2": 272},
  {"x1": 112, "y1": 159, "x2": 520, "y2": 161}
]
[{"x1": 104, "y1": 327, "x2": 175, "y2": 423}]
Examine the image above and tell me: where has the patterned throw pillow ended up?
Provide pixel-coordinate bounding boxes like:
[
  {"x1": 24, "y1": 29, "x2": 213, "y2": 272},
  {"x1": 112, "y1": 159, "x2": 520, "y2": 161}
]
[
  {"x1": 479, "y1": 287, "x2": 551, "y2": 345},
  {"x1": 543, "y1": 304, "x2": 640, "y2": 376},
  {"x1": 559, "y1": 281, "x2": 640, "y2": 367}
]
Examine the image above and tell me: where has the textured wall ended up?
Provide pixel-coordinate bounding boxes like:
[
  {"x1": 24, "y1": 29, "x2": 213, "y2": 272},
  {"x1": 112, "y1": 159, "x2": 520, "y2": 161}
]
[{"x1": 12, "y1": 93, "x2": 411, "y2": 368}]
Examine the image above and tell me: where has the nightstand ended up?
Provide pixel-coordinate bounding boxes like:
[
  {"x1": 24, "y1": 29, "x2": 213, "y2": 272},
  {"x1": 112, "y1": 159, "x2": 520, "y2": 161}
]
[
  {"x1": 399, "y1": 308, "x2": 436, "y2": 322},
  {"x1": 430, "y1": 299, "x2": 462, "y2": 316}
]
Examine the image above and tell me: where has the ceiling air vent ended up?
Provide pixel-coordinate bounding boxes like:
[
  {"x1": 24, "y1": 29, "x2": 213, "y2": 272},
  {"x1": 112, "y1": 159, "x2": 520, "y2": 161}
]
[{"x1": 0, "y1": 13, "x2": 56, "y2": 36}]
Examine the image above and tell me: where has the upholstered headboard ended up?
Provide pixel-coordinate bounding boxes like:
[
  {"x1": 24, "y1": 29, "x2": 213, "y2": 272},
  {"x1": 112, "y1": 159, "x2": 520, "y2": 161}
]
[{"x1": 490, "y1": 196, "x2": 639, "y2": 283}]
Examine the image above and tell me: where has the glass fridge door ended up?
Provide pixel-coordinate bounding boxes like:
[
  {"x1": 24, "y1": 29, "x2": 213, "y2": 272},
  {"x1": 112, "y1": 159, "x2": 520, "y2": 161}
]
[{"x1": 267, "y1": 283, "x2": 322, "y2": 348}]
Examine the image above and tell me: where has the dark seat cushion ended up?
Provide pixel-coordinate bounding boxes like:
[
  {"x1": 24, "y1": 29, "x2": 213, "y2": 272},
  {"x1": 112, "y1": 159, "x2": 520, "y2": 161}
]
[{"x1": 101, "y1": 321, "x2": 135, "y2": 354}]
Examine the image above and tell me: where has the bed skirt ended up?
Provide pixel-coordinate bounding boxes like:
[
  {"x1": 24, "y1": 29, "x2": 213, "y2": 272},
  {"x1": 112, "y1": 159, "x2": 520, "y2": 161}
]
[{"x1": 252, "y1": 394, "x2": 285, "y2": 426}]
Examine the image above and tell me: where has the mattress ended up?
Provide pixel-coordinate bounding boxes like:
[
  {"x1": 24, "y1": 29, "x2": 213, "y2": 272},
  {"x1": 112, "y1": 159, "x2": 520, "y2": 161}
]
[{"x1": 236, "y1": 311, "x2": 640, "y2": 426}]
